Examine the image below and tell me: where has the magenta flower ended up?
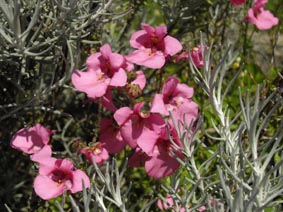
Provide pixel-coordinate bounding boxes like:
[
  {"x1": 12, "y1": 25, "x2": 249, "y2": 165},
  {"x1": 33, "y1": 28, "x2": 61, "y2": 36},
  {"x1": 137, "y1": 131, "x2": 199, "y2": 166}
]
[
  {"x1": 114, "y1": 101, "x2": 165, "y2": 149},
  {"x1": 137, "y1": 125, "x2": 183, "y2": 178},
  {"x1": 72, "y1": 44, "x2": 127, "y2": 99},
  {"x1": 246, "y1": 0, "x2": 279, "y2": 30},
  {"x1": 230, "y1": 0, "x2": 246, "y2": 6},
  {"x1": 34, "y1": 158, "x2": 90, "y2": 200},
  {"x1": 150, "y1": 76, "x2": 198, "y2": 126},
  {"x1": 99, "y1": 118, "x2": 127, "y2": 154},
  {"x1": 126, "y1": 23, "x2": 182, "y2": 69},
  {"x1": 10, "y1": 123, "x2": 54, "y2": 154},
  {"x1": 78, "y1": 142, "x2": 109, "y2": 165}
]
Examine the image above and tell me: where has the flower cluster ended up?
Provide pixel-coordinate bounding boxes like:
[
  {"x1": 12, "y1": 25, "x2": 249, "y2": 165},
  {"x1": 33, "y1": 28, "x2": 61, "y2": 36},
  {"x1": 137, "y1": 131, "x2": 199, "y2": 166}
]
[
  {"x1": 10, "y1": 124, "x2": 90, "y2": 200},
  {"x1": 230, "y1": 0, "x2": 279, "y2": 30},
  {"x1": 71, "y1": 23, "x2": 199, "y2": 178},
  {"x1": 10, "y1": 23, "x2": 200, "y2": 200}
]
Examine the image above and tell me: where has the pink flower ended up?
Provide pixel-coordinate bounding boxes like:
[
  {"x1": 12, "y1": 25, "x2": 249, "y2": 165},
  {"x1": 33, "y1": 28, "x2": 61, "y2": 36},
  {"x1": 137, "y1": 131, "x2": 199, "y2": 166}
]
[
  {"x1": 99, "y1": 118, "x2": 127, "y2": 154},
  {"x1": 126, "y1": 23, "x2": 182, "y2": 69},
  {"x1": 114, "y1": 101, "x2": 165, "y2": 149},
  {"x1": 72, "y1": 44, "x2": 127, "y2": 99},
  {"x1": 10, "y1": 123, "x2": 54, "y2": 154},
  {"x1": 177, "y1": 45, "x2": 207, "y2": 68},
  {"x1": 150, "y1": 76, "x2": 198, "y2": 127},
  {"x1": 137, "y1": 125, "x2": 183, "y2": 178},
  {"x1": 230, "y1": 0, "x2": 246, "y2": 6},
  {"x1": 34, "y1": 158, "x2": 90, "y2": 200},
  {"x1": 150, "y1": 76, "x2": 194, "y2": 115},
  {"x1": 78, "y1": 142, "x2": 109, "y2": 165},
  {"x1": 246, "y1": 0, "x2": 279, "y2": 30}
]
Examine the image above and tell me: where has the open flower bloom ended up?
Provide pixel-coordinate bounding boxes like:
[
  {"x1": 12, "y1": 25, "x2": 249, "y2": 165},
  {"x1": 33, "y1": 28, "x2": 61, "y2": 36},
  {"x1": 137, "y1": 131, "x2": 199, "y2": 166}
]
[
  {"x1": 114, "y1": 101, "x2": 165, "y2": 149},
  {"x1": 150, "y1": 76, "x2": 198, "y2": 127},
  {"x1": 126, "y1": 23, "x2": 182, "y2": 69},
  {"x1": 137, "y1": 125, "x2": 184, "y2": 178},
  {"x1": 230, "y1": 0, "x2": 246, "y2": 6},
  {"x1": 99, "y1": 118, "x2": 127, "y2": 154},
  {"x1": 72, "y1": 44, "x2": 127, "y2": 99},
  {"x1": 246, "y1": 0, "x2": 279, "y2": 30},
  {"x1": 34, "y1": 158, "x2": 90, "y2": 200},
  {"x1": 10, "y1": 123, "x2": 54, "y2": 154},
  {"x1": 78, "y1": 142, "x2": 109, "y2": 165}
]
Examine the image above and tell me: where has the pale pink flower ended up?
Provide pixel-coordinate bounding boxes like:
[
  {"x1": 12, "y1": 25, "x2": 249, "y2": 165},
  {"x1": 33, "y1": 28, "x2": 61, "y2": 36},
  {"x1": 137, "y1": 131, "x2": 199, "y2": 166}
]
[
  {"x1": 78, "y1": 142, "x2": 109, "y2": 165},
  {"x1": 246, "y1": 0, "x2": 279, "y2": 30},
  {"x1": 99, "y1": 118, "x2": 127, "y2": 154},
  {"x1": 34, "y1": 158, "x2": 90, "y2": 200},
  {"x1": 126, "y1": 23, "x2": 182, "y2": 69},
  {"x1": 10, "y1": 123, "x2": 54, "y2": 154},
  {"x1": 114, "y1": 101, "x2": 165, "y2": 149},
  {"x1": 72, "y1": 44, "x2": 127, "y2": 99},
  {"x1": 230, "y1": 0, "x2": 246, "y2": 6}
]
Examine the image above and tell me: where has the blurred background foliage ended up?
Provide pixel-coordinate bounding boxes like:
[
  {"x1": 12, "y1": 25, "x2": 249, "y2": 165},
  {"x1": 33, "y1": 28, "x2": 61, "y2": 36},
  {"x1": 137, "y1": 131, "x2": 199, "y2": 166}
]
[{"x1": 0, "y1": 0, "x2": 282, "y2": 211}]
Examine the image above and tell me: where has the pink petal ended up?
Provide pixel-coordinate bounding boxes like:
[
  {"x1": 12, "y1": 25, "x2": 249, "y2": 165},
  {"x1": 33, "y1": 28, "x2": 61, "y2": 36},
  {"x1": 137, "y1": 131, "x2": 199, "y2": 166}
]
[
  {"x1": 101, "y1": 89, "x2": 117, "y2": 112},
  {"x1": 155, "y1": 25, "x2": 167, "y2": 40},
  {"x1": 100, "y1": 44, "x2": 112, "y2": 58},
  {"x1": 30, "y1": 145, "x2": 52, "y2": 163},
  {"x1": 99, "y1": 119, "x2": 127, "y2": 154},
  {"x1": 57, "y1": 159, "x2": 74, "y2": 170},
  {"x1": 34, "y1": 175, "x2": 65, "y2": 200},
  {"x1": 131, "y1": 70, "x2": 146, "y2": 90},
  {"x1": 176, "y1": 51, "x2": 189, "y2": 63},
  {"x1": 129, "y1": 30, "x2": 149, "y2": 49},
  {"x1": 133, "y1": 101, "x2": 145, "y2": 114},
  {"x1": 10, "y1": 124, "x2": 51, "y2": 154},
  {"x1": 174, "y1": 83, "x2": 194, "y2": 99},
  {"x1": 163, "y1": 36, "x2": 182, "y2": 56},
  {"x1": 72, "y1": 69, "x2": 108, "y2": 98},
  {"x1": 86, "y1": 53, "x2": 101, "y2": 70},
  {"x1": 109, "y1": 68, "x2": 127, "y2": 87},
  {"x1": 120, "y1": 115, "x2": 143, "y2": 148},
  {"x1": 34, "y1": 123, "x2": 53, "y2": 145},
  {"x1": 145, "y1": 154, "x2": 180, "y2": 178},
  {"x1": 114, "y1": 107, "x2": 133, "y2": 126},
  {"x1": 255, "y1": 10, "x2": 279, "y2": 30},
  {"x1": 162, "y1": 76, "x2": 179, "y2": 96},
  {"x1": 137, "y1": 129, "x2": 159, "y2": 156},
  {"x1": 70, "y1": 170, "x2": 90, "y2": 193},
  {"x1": 150, "y1": 94, "x2": 168, "y2": 115},
  {"x1": 141, "y1": 23, "x2": 156, "y2": 36},
  {"x1": 126, "y1": 49, "x2": 165, "y2": 69},
  {"x1": 109, "y1": 53, "x2": 125, "y2": 70}
]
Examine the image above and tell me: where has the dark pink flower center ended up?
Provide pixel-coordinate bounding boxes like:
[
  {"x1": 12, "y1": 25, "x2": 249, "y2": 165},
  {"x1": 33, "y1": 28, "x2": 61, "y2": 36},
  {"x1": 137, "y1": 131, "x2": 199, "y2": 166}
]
[{"x1": 50, "y1": 169, "x2": 72, "y2": 186}]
